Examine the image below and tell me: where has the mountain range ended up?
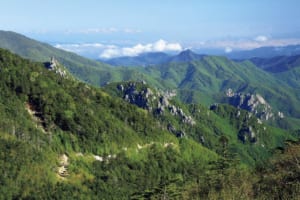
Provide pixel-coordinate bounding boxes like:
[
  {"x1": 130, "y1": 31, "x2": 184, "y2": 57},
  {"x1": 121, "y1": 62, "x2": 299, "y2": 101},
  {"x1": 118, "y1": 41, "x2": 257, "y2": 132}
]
[
  {"x1": 103, "y1": 50, "x2": 206, "y2": 67},
  {"x1": 102, "y1": 45, "x2": 300, "y2": 66},
  {"x1": 227, "y1": 44, "x2": 300, "y2": 59},
  {"x1": 1, "y1": 31, "x2": 300, "y2": 199}
]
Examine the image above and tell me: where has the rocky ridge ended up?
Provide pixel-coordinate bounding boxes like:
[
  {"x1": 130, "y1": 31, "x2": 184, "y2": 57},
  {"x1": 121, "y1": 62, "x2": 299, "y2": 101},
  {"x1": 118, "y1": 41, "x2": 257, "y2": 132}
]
[
  {"x1": 225, "y1": 88, "x2": 284, "y2": 121},
  {"x1": 116, "y1": 81, "x2": 196, "y2": 128},
  {"x1": 210, "y1": 103, "x2": 268, "y2": 144},
  {"x1": 45, "y1": 57, "x2": 67, "y2": 77}
]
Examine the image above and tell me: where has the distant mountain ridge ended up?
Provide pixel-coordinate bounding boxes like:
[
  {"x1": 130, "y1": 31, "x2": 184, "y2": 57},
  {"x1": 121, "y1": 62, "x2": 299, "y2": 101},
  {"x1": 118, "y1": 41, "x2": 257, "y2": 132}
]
[
  {"x1": 0, "y1": 30, "x2": 110, "y2": 68},
  {"x1": 102, "y1": 49, "x2": 206, "y2": 67},
  {"x1": 227, "y1": 44, "x2": 300, "y2": 59},
  {"x1": 249, "y1": 54, "x2": 300, "y2": 73},
  {"x1": 168, "y1": 49, "x2": 206, "y2": 63},
  {"x1": 103, "y1": 52, "x2": 171, "y2": 67},
  {"x1": 0, "y1": 30, "x2": 150, "y2": 85},
  {"x1": 103, "y1": 44, "x2": 300, "y2": 66}
]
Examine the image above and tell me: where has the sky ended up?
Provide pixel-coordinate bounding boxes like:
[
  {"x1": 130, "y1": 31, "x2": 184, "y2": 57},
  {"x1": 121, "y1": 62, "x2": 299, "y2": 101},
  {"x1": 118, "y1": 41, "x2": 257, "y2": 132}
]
[{"x1": 1, "y1": 0, "x2": 300, "y2": 58}]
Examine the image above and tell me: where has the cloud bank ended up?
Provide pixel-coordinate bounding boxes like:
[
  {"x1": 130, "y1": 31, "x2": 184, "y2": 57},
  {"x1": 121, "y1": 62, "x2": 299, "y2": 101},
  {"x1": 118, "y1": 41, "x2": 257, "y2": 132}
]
[
  {"x1": 100, "y1": 39, "x2": 182, "y2": 58},
  {"x1": 224, "y1": 47, "x2": 233, "y2": 53},
  {"x1": 254, "y1": 35, "x2": 268, "y2": 42},
  {"x1": 193, "y1": 36, "x2": 300, "y2": 53},
  {"x1": 55, "y1": 39, "x2": 182, "y2": 59}
]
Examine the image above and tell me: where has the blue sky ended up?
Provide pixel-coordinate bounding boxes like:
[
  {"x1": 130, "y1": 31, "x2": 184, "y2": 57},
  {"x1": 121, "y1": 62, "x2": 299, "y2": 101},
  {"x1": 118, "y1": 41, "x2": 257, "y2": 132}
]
[{"x1": 1, "y1": 0, "x2": 300, "y2": 58}]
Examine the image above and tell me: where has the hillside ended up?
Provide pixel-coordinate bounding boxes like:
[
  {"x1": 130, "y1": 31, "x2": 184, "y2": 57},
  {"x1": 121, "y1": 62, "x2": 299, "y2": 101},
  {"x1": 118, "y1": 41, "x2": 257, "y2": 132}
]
[
  {"x1": 0, "y1": 30, "x2": 147, "y2": 86},
  {"x1": 137, "y1": 53, "x2": 300, "y2": 128},
  {"x1": 273, "y1": 66, "x2": 300, "y2": 89},
  {"x1": 247, "y1": 54, "x2": 300, "y2": 90},
  {"x1": 103, "y1": 81, "x2": 293, "y2": 163},
  {"x1": 0, "y1": 48, "x2": 213, "y2": 199},
  {"x1": 0, "y1": 48, "x2": 298, "y2": 199},
  {"x1": 249, "y1": 54, "x2": 300, "y2": 73}
]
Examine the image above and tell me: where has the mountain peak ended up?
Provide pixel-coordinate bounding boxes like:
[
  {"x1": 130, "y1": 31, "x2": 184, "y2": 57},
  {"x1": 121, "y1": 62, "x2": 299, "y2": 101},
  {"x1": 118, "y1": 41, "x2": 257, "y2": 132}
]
[
  {"x1": 180, "y1": 49, "x2": 194, "y2": 54},
  {"x1": 178, "y1": 49, "x2": 196, "y2": 57},
  {"x1": 169, "y1": 49, "x2": 204, "y2": 62}
]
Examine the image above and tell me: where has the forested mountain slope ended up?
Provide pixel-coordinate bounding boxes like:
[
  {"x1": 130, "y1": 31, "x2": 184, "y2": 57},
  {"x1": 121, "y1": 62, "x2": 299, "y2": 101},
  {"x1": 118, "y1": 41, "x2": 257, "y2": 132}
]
[
  {"x1": 0, "y1": 30, "x2": 147, "y2": 86},
  {"x1": 0, "y1": 48, "x2": 298, "y2": 199}
]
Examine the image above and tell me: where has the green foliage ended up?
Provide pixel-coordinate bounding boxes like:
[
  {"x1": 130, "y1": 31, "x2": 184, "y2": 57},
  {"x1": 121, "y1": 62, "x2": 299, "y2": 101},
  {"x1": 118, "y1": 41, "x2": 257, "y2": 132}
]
[
  {"x1": 0, "y1": 133, "x2": 57, "y2": 199},
  {"x1": 137, "y1": 57, "x2": 300, "y2": 129},
  {"x1": 0, "y1": 48, "x2": 298, "y2": 199},
  {"x1": 104, "y1": 80, "x2": 295, "y2": 165},
  {"x1": 254, "y1": 140, "x2": 300, "y2": 199}
]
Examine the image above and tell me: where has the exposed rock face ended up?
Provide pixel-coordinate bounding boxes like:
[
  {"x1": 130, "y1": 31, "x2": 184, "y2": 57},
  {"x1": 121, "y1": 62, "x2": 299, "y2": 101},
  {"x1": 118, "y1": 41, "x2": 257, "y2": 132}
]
[
  {"x1": 114, "y1": 81, "x2": 195, "y2": 138},
  {"x1": 119, "y1": 82, "x2": 154, "y2": 110},
  {"x1": 278, "y1": 111, "x2": 284, "y2": 118},
  {"x1": 116, "y1": 81, "x2": 195, "y2": 126},
  {"x1": 225, "y1": 88, "x2": 283, "y2": 121},
  {"x1": 45, "y1": 57, "x2": 67, "y2": 77},
  {"x1": 226, "y1": 88, "x2": 235, "y2": 97},
  {"x1": 58, "y1": 154, "x2": 69, "y2": 178},
  {"x1": 167, "y1": 123, "x2": 186, "y2": 138},
  {"x1": 49, "y1": 57, "x2": 57, "y2": 70},
  {"x1": 210, "y1": 103, "x2": 269, "y2": 144}
]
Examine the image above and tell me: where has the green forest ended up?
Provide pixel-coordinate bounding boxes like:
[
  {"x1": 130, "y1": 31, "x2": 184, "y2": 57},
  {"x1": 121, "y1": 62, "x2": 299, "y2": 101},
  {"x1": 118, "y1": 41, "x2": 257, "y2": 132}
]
[{"x1": 0, "y1": 46, "x2": 300, "y2": 200}]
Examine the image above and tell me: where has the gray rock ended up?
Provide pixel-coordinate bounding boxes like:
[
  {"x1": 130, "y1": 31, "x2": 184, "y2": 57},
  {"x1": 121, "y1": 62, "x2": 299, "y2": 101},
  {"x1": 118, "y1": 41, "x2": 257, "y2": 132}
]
[{"x1": 225, "y1": 89, "x2": 282, "y2": 122}]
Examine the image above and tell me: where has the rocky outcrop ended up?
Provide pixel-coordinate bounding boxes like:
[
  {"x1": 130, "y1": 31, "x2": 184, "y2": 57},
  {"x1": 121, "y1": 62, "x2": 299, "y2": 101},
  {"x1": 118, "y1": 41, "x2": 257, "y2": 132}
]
[
  {"x1": 116, "y1": 81, "x2": 195, "y2": 126},
  {"x1": 210, "y1": 103, "x2": 268, "y2": 144},
  {"x1": 167, "y1": 123, "x2": 186, "y2": 138},
  {"x1": 58, "y1": 154, "x2": 69, "y2": 178},
  {"x1": 224, "y1": 88, "x2": 283, "y2": 122},
  {"x1": 45, "y1": 57, "x2": 67, "y2": 77},
  {"x1": 119, "y1": 81, "x2": 155, "y2": 110},
  {"x1": 168, "y1": 105, "x2": 195, "y2": 125}
]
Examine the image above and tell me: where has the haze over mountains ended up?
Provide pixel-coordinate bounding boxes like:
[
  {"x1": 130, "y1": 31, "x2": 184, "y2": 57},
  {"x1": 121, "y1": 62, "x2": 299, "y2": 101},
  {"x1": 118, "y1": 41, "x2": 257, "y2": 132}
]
[
  {"x1": 227, "y1": 44, "x2": 300, "y2": 59},
  {"x1": 102, "y1": 45, "x2": 300, "y2": 67},
  {"x1": 1, "y1": 30, "x2": 300, "y2": 199}
]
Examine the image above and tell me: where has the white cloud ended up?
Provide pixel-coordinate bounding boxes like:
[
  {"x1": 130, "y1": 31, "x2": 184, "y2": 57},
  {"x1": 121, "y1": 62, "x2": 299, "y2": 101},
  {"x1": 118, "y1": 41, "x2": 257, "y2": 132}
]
[
  {"x1": 55, "y1": 43, "x2": 104, "y2": 49},
  {"x1": 54, "y1": 43, "x2": 108, "y2": 54},
  {"x1": 152, "y1": 39, "x2": 182, "y2": 52},
  {"x1": 122, "y1": 43, "x2": 152, "y2": 56},
  {"x1": 254, "y1": 35, "x2": 268, "y2": 42},
  {"x1": 225, "y1": 47, "x2": 233, "y2": 53},
  {"x1": 55, "y1": 42, "x2": 114, "y2": 58},
  {"x1": 55, "y1": 40, "x2": 182, "y2": 59},
  {"x1": 81, "y1": 43, "x2": 104, "y2": 48},
  {"x1": 100, "y1": 39, "x2": 182, "y2": 58},
  {"x1": 192, "y1": 37, "x2": 300, "y2": 52},
  {"x1": 100, "y1": 48, "x2": 121, "y2": 59}
]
